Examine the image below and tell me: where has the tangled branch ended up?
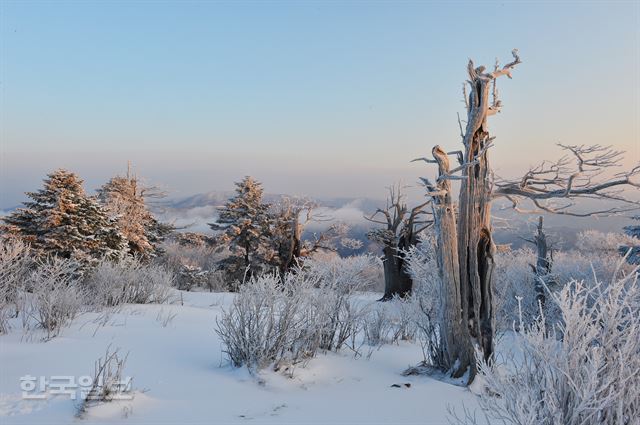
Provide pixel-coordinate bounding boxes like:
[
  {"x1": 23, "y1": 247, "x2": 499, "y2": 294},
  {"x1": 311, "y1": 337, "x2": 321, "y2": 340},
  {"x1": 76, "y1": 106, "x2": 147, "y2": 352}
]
[{"x1": 494, "y1": 144, "x2": 640, "y2": 216}]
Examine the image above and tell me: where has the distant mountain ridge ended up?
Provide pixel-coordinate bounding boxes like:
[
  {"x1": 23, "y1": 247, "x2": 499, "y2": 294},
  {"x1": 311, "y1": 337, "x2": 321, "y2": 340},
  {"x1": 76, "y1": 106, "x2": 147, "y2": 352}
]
[{"x1": 165, "y1": 191, "x2": 386, "y2": 214}]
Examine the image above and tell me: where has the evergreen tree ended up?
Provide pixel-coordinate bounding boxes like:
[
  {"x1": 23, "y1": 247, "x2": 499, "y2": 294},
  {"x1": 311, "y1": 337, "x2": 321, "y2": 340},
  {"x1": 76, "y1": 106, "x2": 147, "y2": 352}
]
[
  {"x1": 2, "y1": 169, "x2": 127, "y2": 264},
  {"x1": 620, "y1": 215, "x2": 640, "y2": 264},
  {"x1": 209, "y1": 176, "x2": 273, "y2": 280},
  {"x1": 97, "y1": 171, "x2": 171, "y2": 259}
]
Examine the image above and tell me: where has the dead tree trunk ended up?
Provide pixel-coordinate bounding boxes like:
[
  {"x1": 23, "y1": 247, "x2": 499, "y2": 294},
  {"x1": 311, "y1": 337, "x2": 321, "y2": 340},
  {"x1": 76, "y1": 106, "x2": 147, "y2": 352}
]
[
  {"x1": 416, "y1": 51, "x2": 521, "y2": 381},
  {"x1": 457, "y1": 63, "x2": 498, "y2": 369},
  {"x1": 272, "y1": 197, "x2": 356, "y2": 275},
  {"x1": 424, "y1": 146, "x2": 473, "y2": 376},
  {"x1": 528, "y1": 216, "x2": 553, "y2": 308},
  {"x1": 532, "y1": 217, "x2": 550, "y2": 307},
  {"x1": 380, "y1": 245, "x2": 411, "y2": 300},
  {"x1": 416, "y1": 50, "x2": 639, "y2": 384},
  {"x1": 277, "y1": 212, "x2": 302, "y2": 275},
  {"x1": 366, "y1": 185, "x2": 431, "y2": 301},
  {"x1": 379, "y1": 228, "x2": 419, "y2": 300}
]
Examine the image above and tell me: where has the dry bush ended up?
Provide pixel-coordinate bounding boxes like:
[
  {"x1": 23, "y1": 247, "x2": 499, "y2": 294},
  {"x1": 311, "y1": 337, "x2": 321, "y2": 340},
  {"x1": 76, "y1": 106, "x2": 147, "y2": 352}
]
[
  {"x1": 576, "y1": 230, "x2": 635, "y2": 255},
  {"x1": 552, "y1": 249, "x2": 627, "y2": 286},
  {"x1": 303, "y1": 255, "x2": 378, "y2": 351},
  {"x1": 362, "y1": 306, "x2": 393, "y2": 347},
  {"x1": 456, "y1": 263, "x2": 640, "y2": 425},
  {"x1": 0, "y1": 238, "x2": 32, "y2": 302},
  {"x1": 362, "y1": 297, "x2": 418, "y2": 347},
  {"x1": 493, "y1": 247, "x2": 538, "y2": 330},
  {"x1": 22, "y1": 257, "x2": 86, "y2": 339},
  {"x1": 0, "y1": 239, "x2": 32, "y2": 333},
  {"x1": 216, "y1": 255, "x2": 379, "y2": 372},
  {"x1": 76, "y1": 346, "x2": 131, "y2": 418},
  {"x1": 405, "y1": 236, "x2": 449, "y2": 368},
  {"x1": 177, "y1": 265, "x2": 227, "y2": 292},
  {"x1": 85, "y1": 258, "x2": 175, "y2": 307},
  {"x1": 493, "y1": 247, "x2": 632, "y2": 331},
  {"x1": 157, "y1": 241, "x2": 229, "y2": 291},
  {"x1": 215, "y1": 272, "x2": 321, "y2": 371}
]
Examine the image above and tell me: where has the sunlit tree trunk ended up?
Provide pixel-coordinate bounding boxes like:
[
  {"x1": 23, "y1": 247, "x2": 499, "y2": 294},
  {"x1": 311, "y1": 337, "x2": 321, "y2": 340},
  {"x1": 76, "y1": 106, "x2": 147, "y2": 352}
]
[
  {"x1": 457, "y1": 68, "x2": 497, "y2": 372},
  {"x1": 419, "y1": 50, "x2": 639, "y2": 384}
]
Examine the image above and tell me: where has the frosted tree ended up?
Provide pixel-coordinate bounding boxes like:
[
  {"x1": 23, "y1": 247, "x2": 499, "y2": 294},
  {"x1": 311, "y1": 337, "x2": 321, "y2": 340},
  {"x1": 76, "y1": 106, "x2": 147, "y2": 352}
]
[
  {"x1": 365, "y1": 184, "x2": 431, "y2": 300},
  {"x1": 97, "y1": 168, "x2": 171, "y2": 260},
  {"x1": 210, "y1": 176, "x2": 273, "y2": 279},
  {"x1": 620, "y1": 215, "x2": 640, "y2": 264},
  {"x1": 270, "y1": 197, "x2": 318, "y2": 274},
  {"x1": 2, "y1": 169, "x2": 127, "y2": 265},
  {"x1": 416, "y1": 50, "x2": 640, "y2": 381},
  {"x1": 270, "y1": 197, "x2": 360, "y2": 275}
]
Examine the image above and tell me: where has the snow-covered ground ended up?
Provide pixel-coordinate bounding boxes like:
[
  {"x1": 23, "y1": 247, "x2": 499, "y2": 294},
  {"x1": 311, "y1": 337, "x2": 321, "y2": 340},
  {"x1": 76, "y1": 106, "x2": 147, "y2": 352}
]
[{"x1": 0, "y1": 290, "x2": 479, "y2": 424}]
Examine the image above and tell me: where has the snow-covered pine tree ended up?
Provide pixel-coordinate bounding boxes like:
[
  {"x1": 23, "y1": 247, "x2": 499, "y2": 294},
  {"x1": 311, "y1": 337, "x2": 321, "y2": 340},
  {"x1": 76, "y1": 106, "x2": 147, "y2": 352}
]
[
  {"x1": 97, "y1": 171, "x2": 170, "y2": 260},
  {"x1": 2, "y1": 169, "x2": 127, "y2": 265},
  {"x1": 209, "y1": 176, "x2": 273, "y2": 281},
  {"x1": 620, "y1": 215, "x2": 640, "y2": 264}
]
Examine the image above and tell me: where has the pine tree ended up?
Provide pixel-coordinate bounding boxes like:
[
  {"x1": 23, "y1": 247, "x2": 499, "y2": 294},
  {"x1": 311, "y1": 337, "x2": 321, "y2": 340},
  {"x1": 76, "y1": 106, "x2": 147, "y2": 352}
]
[
  {"x1": 2, "y1": 169, "x2": 127, "y2": 264},
  {"x1": 620, "y1": 215, "x2": 640, "y2": 264},
  {"x1": 97, "y1": 171, "x2": 170, "y2": 260},
  {"x1": 209, "y1": 176, "x2": 273, "y2": 280}
]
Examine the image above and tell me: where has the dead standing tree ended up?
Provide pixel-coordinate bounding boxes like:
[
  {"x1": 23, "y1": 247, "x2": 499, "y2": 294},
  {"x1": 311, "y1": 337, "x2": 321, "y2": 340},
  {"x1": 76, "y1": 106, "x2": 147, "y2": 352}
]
[
  {"x1": 365, "y1": 185, "x2": 431, "y2": 301},
  {"x1": 417, "y1": 50, "x2": 640, "y2": 382},
  {"x1": 271, "y1": 198, "x2": 317, "y2": 275},
  {"x1": 271, "y1": 197, "x2": 358, "y2": 275},
  {"x1": 521, "y1": 216, "x2": 554, "y2": 308}
]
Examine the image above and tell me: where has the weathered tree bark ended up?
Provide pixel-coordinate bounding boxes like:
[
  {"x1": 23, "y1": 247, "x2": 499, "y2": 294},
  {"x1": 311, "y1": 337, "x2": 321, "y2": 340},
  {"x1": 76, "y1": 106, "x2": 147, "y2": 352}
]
[
  {"x1": 457, "y1": 65, "x2": 498, "y2": 372},
  {"x1": 417, "y1": 51, "x2": 521, "y2": 382},
  {"x1": 427, "y1": 146, "x2": 473, "y2": 377}
]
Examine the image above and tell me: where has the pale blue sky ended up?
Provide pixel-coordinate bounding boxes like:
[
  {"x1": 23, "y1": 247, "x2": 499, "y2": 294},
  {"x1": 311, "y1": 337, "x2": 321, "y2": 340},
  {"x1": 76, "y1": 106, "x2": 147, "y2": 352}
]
[{"x1": 1, "y1": 1, "x2": 638, "y2": 207}]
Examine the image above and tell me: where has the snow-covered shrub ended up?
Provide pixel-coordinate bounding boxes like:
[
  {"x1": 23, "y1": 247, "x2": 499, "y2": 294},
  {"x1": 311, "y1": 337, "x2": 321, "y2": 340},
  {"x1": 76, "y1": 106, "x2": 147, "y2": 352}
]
[
  {"x1": 217, "y1": 256, "x2": 378, "y2": 371},
  {"x1": 362, "y1": 297, "x2": 418, "y2": 347},
  {"x1": 303, "y1": 255, "x2": 377, "y2": 351},
  {"x1": 390, "y1": 295, "x2": 419, "y2": 342},
  {"x1": 405, "y1": 236, "x2": 448, "y2": 368},
  {"x1": 362, "y1": 307, "x2": 391, "y2": 346},
  {"x1": 576, "y1": 229, "x2": 635, "y2": 255},
  {"x1": 24, "y1": 257, "x2": 86, "y2": 339},
  {"x1": 494, "y1": 247, "x2": 538, "y2": 330},
  {"x1": 0, "y1": 238, "x2": 32, "y2": 333},
  {"x1": 465, "y1": 263, "x2": 640, "y2": 425},
  {"x1": 304, "y1": 254, "x2": 382, "y2": 290},
  {"x1": 552, "y1": 249, "x2": 626, "y2": 286},
  {"x1": 215, "y1": 272, "x2": 321, "y2": 371},
  {"x1": 0, "y1": 238, "x2": 32, "y2": 301},
  {"x1": 158, "y1": 240, "x2": 221, "y2": 273},
  {"x1": 493, "y1": 246, "x2": 631, "y2": 331},
  {"x1": 177, "y1": 265, "x2": 227, "y2": 292},
  {"x1": 157, "y1": 241, "x2": 229, "y2": 291},
  {"x1": 85, "y1": 259, "x2": 174, "y2": 307}
]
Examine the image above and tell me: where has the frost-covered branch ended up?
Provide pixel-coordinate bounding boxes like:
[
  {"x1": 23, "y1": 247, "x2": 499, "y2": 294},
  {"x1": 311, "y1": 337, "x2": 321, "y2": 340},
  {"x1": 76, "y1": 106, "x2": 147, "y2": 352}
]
[{"x1": 495, "y1": 144, "x2": 640, "y2": 216}]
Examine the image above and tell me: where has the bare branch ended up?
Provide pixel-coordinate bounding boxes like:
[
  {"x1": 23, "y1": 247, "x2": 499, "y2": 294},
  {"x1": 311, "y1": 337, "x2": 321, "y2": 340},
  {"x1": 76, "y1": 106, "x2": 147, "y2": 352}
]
[{"x1": 493, "y1": 143, "x2": 639, "y2": 216}]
